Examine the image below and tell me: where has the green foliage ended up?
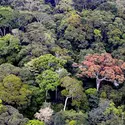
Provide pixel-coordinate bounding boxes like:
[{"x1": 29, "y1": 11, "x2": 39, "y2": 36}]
[
  {"x1": 55, "y1": 0, "x2": 74, "y2": 13},
  {"x1": 0, "y1": 34, "x2": 21, "y2": 64},
  {"x1": 0, "y1": 74, "x2": 32, "y2": 106},
  {"x1": 52, "y1": 103, "x2": 64, "y2": 112},
  {"x1": 36, "y1": 70, "x2": 60, "y2": 101},
  {"x1": 85, "y1": 88, "x2": 99, "y2": 109},
  {"x1": 26, "y1": 54, "x2": 67, "y2": 74},
  {"x1": 51, "y1": 46, "x2": 72, "y2": 61},
  {"x1": 1, "y1": 0, "x2": 125, "y2": 124},
  {"x1": 0, "y1": 6, "x2": 18, "y2": 29},
  {"x1": 53, "y1": 110, "x2": 88, "y2": 125},
  {"x1": 85, "y1": 88, "x2": 97, "y2": 95},
  {"x1": 26, "y1": 120, "x2": 44, "y2": 125},
  {"x1": 0, "y1": 99, "x2": 7, "y2": 114},
  {"x1": 23, "y1": 86, "x2": 45, "y2": 119},
  {"x1": 0, "y1": 105, "x2": 28, "y2": 125},
  {"x1": 102, "y1": 101, "x2": 125, "y2": 125},
  {"x1": 36, "y1": 70, "x2": 60, "y2": 92},
  {"x1": 0, "y1": 63, "x2": 20, "y2": 81},
  {"x1": 61, "y1": 76, "x2": 89, "y2": 110},
  {"x1": 94, "y1": 29, "x2": 101, "y2": 37},
  {"x1": 105, "y1": 102, "x2": 124, "y2": 116},
  {"x1": 100, "y1": 85, "x2": 125, "y2": 105},
  {"x1": 68, "y1": 120, "x2": 77, "y2": 125},
  {"x1": 0, "y1": 34, "x2": 20, "y2": 53},
  {"x1": 88, "y1": 99, "x2": 116, "y2": 125},
  {"x1": 112, "y1": 44, "x2": 125, "y2": 61},
  {"x1": 11, "y1": 0, "x2": 52, "y2": 13},
  {"x1": 25, "y1": 22, "x2": 56, "y2": 45},
  {"x1": 100, "y1": 92, "x2": 107, "y2": 98}
]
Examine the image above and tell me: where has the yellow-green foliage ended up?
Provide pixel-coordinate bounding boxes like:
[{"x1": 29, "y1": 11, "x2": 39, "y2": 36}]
[
  {"x1": 0, "y1": 34, "x2": 20, "y2": 53},
  {"x1": 105, "y1": 102, "x2": 125, "y2": 116},
  {"x1": 68, "y1": 120, "x2": 77, "y2": 125},
  {"x1": 85, "y1": 88, "x2": 97, "y2": 95},
  {"x1": 67, "y1": 11, "x2": 81, "y2": 27},
  {"x1": 100, "y1": 92, "x2": 107, "y2": 98},
  {"x1": 0, "y1": 99, "x2": 7, "y2": 114},
  {"x1": 26, "y1": 54, "x2": 67, "y2": 73},
  {"x1": 0, "y1": 6, "x2": 14, "y2": 27},
  {"x1": 26, "y1": 120, "x2": 44, "y2": 125},
  {"x1": 94, "y1": 29, "x2": 101, "y2": 37},
  {"x1": 0, "y1": 74, "x2": 32, "y2": 106}
]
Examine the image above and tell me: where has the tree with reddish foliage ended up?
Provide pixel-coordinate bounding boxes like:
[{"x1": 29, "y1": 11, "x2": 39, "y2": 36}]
[{"x1": 73, "y1": 53, "x2": 125, "y2": 91}]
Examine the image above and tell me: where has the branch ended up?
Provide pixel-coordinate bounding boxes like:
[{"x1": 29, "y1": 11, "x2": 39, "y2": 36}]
[
  {"x1": 113, "y1": 80, "x2": 119, "y2": 87},
  {"x1": 100, "y1": 76, "x2": 107, "y2": 81},
  {"x1": 95, "y1": 73, "x2": 99, "y2": 79},
  {"x1": 101, "y1": 78, "x2": 119, "y2": 87},
  {"x1": 102, "y1": 77, "x2": 113, "y2": 82}
]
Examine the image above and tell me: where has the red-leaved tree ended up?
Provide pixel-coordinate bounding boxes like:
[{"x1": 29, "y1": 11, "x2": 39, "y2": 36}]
[{"x1": 73, "y1": 53, "x2": 125, "y2": 91}]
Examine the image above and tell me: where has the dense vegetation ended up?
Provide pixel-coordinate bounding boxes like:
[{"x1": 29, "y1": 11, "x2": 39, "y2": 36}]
[{"x1": 0, "y1": 0, "x2": 125, "y2": 124}]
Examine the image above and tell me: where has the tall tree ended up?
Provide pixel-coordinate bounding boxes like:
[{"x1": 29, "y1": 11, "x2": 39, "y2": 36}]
[
  {"x1": 61, "y1": 76, "x2": 88, "y2": 111},
  {"x1": 0, "y1": 74, "x2": 32, "y2": 107},
  {"x1": 36, "y1": 70, "x2": 60, "y2": 101},
  {"x1": 26, "y1": 54, "x2": 66, "y2": 74},
  {"x1": 0, "y1": 6, "x2": 19, "y2": 36},
  {"x1": 73, "y1": 53, "x2": 125, "y2": 91},
  {"x1": 0, "y1": 34, "x2": 21, "y2": 64}
]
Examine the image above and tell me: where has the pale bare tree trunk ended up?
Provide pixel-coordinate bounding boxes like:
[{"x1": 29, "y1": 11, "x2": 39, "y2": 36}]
[
  {"x1": 63, "y1": 97, "x2": 69, "y2": 111},
  {"x1": 96, "y1": 78, "x2": 101, "y2": 91},
  {"x1": 0, "y1": 28, "x2": 3, "y2": 36},
  {"x1": 96, "y1": 75, "x2": 119, "y2": 91}
]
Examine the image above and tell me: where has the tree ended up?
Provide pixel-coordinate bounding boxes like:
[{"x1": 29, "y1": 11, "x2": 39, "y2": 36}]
[
  {"x1": 55, "y1": 0, "x2": 74, "y2": 13},
  {"x1": 24, "y1": 86, "x2": 45, "y2": 119},
  {"x1": 36, "y1": 70, "x2": 60, "y2": 101},
  {"x1": 0, "y1": 34, "x2": 21, "y2": 64},
  {"x1": 89, "y1": 99, "x2": 125, "y2": 125},
  {"x1": 57, "y1": 11, "x2": 87, "y2": 50},
  {"x1": 73, "y1": 53, "x2": 125, "y2": 91},
  {"x1": 12, "y1": 0, "x2": 52, "y2": 13},
  {"x1": 53, "y1": 110, "x2": 88, "y2": 125},
  {"x1": 100, "y1": 84, "x2": 125, "y2": 105},
  {"x1": 26, "y1": 54, "x2": 66, "y2": 74},
  {"x1": 88, "y1": 99, "x2": 111, "y2": 125},
  {"x1": 0, "y1": 105, "x2": 28, "y2": 125},
  {"x1": 73, "y1": 0, "x2": 106, "y2": 11},
  {"x1": 0, "y1": 6, "x2": 19, "y2": 36},
  {"x1": 61, "y1": 76, "x2": 88, "y2": 111},
  {"x1": 106, "y1": 17, "x2": 125, "y2": 51},
  {"x1": 51, "y1": 46, "x2": 72, "y2": 61},
  {"x1": 0, "y1": 74, "x2": 32, "y2": 107},
  {"x1": 34, "y1": 106, "x2": 53, "y2": 124},
  {"x1": 85, "y1": 88, "x2": 99, "y2": 109},
  {"x1": 0, "y1": 63, "x2": 20, "y2": 81}
]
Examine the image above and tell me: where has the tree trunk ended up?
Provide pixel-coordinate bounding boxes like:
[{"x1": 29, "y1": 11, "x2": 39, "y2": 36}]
[
  {"x1": 45, "y1": 90, "x2": 48, "y2": 102},
  {"x1": 55, "y1": 86, "x2": 57, "y2": 101},
  {"x1": 96, "y1": 78, "x2": 101, "y2": 91},
  {"x1": 63, "y1": 97, "x2": 69, "y2": 111},
  {"x1": 0, "y1": 28, "x2": 3, "y2": 36},
  {"x1": 3, "y1": 27, "x2": 6, "y2": 36}
]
